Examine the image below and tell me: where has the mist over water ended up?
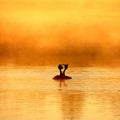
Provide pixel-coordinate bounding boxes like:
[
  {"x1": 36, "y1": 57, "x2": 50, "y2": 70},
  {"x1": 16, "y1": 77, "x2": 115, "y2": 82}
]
[
  {"x1": 0, "y1": 0, "x2": 120, "y2": 66},
  {"x1": 0, "y1": 0, "x2": 120, "y2": 67},
  {"x1": 0, "y1": 25, "x2": 120, "y2": 67}
]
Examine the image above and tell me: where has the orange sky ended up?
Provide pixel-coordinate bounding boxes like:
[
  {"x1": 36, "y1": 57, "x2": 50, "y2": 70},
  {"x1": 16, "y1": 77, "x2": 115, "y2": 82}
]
[{"x1": 0, "y1": 0, "x2": 120, "y2": 47}]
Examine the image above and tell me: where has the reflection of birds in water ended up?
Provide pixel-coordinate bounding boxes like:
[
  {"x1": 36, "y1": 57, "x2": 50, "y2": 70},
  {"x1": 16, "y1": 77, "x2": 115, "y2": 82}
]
[{"x1": 53, "y1": 64, "x2": 72, "y2": 80}]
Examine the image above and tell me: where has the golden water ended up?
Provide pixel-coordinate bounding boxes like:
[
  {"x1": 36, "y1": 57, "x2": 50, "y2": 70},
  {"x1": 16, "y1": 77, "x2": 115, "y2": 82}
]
[{"x1": 0, "y1": 66, "x2": 120, "y2": 120}]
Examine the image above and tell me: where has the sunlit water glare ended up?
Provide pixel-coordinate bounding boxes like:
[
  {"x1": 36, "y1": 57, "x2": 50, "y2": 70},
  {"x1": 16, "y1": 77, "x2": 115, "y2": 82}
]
[{"x1": 0, "y1": 66, "x2": 120, "y2": 120}]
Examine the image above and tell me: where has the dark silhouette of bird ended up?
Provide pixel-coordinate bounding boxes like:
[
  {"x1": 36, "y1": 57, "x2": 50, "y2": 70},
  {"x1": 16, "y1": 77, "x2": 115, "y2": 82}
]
[{"x1": 53, "y1": 64, "x2": 72, "y2": 80}]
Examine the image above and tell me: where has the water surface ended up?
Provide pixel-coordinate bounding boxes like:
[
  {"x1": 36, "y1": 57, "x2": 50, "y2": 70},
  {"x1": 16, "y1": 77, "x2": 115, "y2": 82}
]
[{"x1": 0, "y1": 66, "x2": 120, "y2": 120}]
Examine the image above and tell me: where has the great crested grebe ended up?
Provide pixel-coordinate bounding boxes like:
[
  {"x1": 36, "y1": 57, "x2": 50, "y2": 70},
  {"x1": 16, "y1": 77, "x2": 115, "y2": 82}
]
[{"x1": 53, "y1": 64, "x2": 72, "y2": 80}]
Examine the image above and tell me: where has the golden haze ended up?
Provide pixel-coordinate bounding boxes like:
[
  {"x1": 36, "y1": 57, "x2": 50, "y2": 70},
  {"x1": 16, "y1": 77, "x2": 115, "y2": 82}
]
[{"x1": 0, "y1": 0, "x2": 120, "y2": 66}]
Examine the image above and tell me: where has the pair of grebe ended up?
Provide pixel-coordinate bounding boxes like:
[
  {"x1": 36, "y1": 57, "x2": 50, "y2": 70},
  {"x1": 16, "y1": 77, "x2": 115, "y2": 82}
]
[{"x1": 53, "y1": 64, "x2": 72, "y2": 80}]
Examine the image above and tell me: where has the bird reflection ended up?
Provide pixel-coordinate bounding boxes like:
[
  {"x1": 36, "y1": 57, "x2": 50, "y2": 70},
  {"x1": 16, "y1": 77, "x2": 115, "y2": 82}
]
[{"x1": 59, "y1": 79, "x2": 67, "y2": 87}]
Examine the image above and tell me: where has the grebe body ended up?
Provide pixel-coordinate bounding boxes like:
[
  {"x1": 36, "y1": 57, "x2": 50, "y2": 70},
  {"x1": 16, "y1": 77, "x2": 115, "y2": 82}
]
[{"x1": 53, "y1": 75, "x2": 72, "y2": 80}]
